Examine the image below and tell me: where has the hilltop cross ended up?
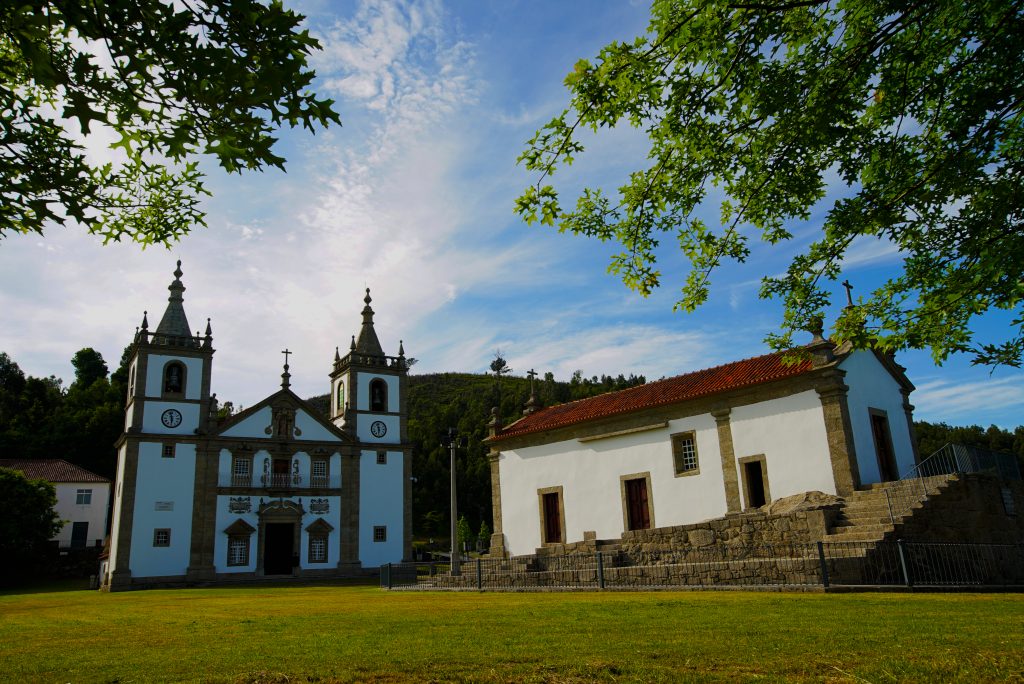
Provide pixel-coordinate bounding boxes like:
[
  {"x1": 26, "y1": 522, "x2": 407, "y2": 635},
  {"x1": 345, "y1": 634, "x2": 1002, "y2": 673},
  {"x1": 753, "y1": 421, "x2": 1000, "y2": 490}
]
[{"x1": 527, "y1": 369, "x2": 537, "y2": 395}]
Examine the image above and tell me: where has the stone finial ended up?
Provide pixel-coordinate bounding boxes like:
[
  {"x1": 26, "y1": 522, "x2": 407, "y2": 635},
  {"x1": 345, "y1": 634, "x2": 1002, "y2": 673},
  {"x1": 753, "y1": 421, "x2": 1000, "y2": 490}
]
[
  {"x1": 141, "y1": 310, "x2": 149, "y2": 331},
  {"x1": 806, "y1": 317, "x2": 835, "y2": 367},
  {"x1": 350, "y1": 335, "x2": 356, "y2": 351},
  {"x1": 487, "y1": 405, "x2": 503, "y2": 438},
  {"x1": 205, "y1": 318, "x2": 212, "y2": 336},
  {"x1": 334, "y1": 346, "x2": 341, "y2": 363},
  {"x1": 354, "y1": 288, "x2": 384, "y2": 356},
  {"x1": 398, "y1": 340, "x2": 405, "y2": 358}
]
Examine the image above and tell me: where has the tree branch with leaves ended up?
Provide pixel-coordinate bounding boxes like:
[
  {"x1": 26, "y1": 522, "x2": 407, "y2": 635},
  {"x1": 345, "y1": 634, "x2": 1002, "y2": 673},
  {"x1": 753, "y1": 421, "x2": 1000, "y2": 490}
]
[{"x1": 516, "y1": 0, "x2": 1024, "y2": 368}]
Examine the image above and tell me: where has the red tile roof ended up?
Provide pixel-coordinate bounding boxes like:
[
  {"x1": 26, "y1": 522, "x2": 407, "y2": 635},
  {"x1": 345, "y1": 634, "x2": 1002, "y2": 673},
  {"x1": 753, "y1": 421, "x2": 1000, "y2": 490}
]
[
  {"x1": 0, "y1": 459, "x2": 109, "y2": 483},
  {"x1": 490, "y1": 350, "x2": 814, "y2": 442}
]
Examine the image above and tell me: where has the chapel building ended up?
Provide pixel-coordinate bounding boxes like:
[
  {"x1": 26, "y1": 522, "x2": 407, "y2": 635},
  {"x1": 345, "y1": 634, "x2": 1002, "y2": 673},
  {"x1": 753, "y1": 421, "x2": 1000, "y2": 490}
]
[
  {"x1": 103, "y1": 263, "x2": 410, "y2": 590},
  {"x1": 484, "y1": 333, "x2": 919, "y2": 557}
]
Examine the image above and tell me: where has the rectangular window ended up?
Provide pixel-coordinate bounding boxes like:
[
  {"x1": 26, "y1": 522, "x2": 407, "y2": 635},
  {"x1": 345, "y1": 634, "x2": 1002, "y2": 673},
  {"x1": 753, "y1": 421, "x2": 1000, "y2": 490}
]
[
  {"x1": 373, "y1": 526, "x2": 387, "y2": 543},
  {"x1": 232, "y1": 457, "x2": 251, "y2": 487},
  {"x1": 153, "y1": 528, "x2": 171, "y2": 547},
  {"x1": 311, "y1": 459, "x2": 328, "y2": 487},
  {"x1": 162, "y1": 444, "x2": 175, "y2": 458},
  {"x1": 376, "y1": 450, "x2": 387, "y2": 465},
  {"x1": 309, "y1": 535, "x2": 328, "y2": 562},
  {"x1": 75, "y1": 489, "x2": 92, "y2": 505},
  {"x1": 671, "y1": 432, "x2": 699, "y2": 475},
  {"x1": 154, "y1": 501, "x2": 174, "y2": 511},
  {"x1": 227, "y1": 536, "x2": 249, "y2": 566}
]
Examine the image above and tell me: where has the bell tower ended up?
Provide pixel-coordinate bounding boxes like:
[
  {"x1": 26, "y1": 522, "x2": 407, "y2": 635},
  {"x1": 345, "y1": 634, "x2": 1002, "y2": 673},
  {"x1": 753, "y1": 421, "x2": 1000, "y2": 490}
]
[
  {"x1": 108, "y1": 261, "x2": 214, "y2": 590},
  {"x1": 329, "y1": 289, "x2": 411, "y2": 563},
  {"x1": 123, "y1": 260, "x2": 215, "y2": 435},
  {"x1": 329, "y1": 289, "x2": 408, "y2": 444}
]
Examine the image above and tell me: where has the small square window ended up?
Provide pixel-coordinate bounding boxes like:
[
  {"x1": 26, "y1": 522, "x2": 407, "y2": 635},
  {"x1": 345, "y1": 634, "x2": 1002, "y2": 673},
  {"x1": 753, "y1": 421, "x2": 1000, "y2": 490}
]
[
  {"x1": 377, "y1": 450, "x2": 387, "y2": 465},
  {"x1": 76, "y1": 489, "x2": 92, "y2": 505},
  {"x1": 373, "y1": 526, "x2": 387, "y2": 543},
  {"x1": 162, "y1": 444, "x2": 175, "y2": 458},
  {"x1": 227, "y1": 536, "x2": 249, "y2": 566},
  {"x1": 671, "y1": 432, "x2": 699, "y2": 476},
  {"x1": 153, "y1": 528, "x2": 171, "y2": 547},
  {"x1": 309, "y1": 535, "x2": 328, "y2": 563}
]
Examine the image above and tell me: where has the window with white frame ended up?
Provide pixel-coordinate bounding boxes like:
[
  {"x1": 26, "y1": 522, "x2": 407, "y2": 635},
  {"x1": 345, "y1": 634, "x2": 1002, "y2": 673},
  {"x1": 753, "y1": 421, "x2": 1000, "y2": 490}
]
[
  {"x1": 227, "y1": 535, "x2": 249, "y2": 566},
  {"x1": 232, "y1": 456, "x2": 251, "y2": 486},
  {"x1": 671, "y1": 432, "x2": 699, "y2": 475},
  {"x1": 311, "y1": 459, "x2": 328, "y2": 487},
  {"x1": 153, "y1": 528, "x2": 171, "y2": 547},
  {"x1": 76, "y1": 489, "x2": 92, "y2": 505},
  {"x1": 309, "y1": 535, "x2": 328, "y2": 563}
]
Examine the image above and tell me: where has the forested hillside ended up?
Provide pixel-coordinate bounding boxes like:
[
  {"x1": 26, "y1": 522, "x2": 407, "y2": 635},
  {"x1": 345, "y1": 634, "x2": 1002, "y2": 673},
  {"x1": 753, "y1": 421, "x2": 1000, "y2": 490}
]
[{"x1": 2, "y1": 347, "x2": 1022, "y2": 543}]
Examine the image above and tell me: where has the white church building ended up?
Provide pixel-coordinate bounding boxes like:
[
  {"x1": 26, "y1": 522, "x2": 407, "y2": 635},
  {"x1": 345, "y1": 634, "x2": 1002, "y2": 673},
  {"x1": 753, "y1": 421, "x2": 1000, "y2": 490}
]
[
  {"x1": 485, "y1": 334, "x2": 919, "y2": 557},
  {"x1": 103, "y1": 263, "x2": 410, "y2": 590}
]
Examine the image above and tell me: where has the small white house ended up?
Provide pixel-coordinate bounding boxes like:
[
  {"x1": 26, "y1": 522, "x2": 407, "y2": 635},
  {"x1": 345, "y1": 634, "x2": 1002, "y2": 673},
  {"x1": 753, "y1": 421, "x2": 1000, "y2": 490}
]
[
  {"x1": 0, "y1": 459, "x2": 111, "y2": 548},
  {"x1": 484, "y1": 336, "x2": 919, "y2": 557}
]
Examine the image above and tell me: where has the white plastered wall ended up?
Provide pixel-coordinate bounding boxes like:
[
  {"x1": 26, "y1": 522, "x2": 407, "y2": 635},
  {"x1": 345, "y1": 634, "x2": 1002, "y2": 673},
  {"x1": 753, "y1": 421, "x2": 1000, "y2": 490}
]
[
  {"x1": 52, "y1": 482, "x2": 110, "y2": 547},
  {"x1": 840, "y1": 351, "x2": 916, "y2": 483},
  {"x1": 220, "y1": 407, "x2": 273, "y2": 438},
  {"x1": 730, "y1": 390, "x2": 836, "y2": 501},
  {"x1": 355, "y1": 373, "x2": 399, "y2": 412},
  {"x1": 108, "y1": 444, "x2": 128, "y2": 575},
  {"x1": 294, "y1": 410, "x2": 340, "y2": 441},
  {"x1": 143, "y1": 354, "x2": 204, "y2": 400},
  {"x1": 498, "y1": 415, "x2": 724, "y2": 557},
  {"x1": 128, "y1": 441, "x2": 196, "y2": 577},
  {"x1": 358, "y1": 449, "x2": 404, "y2": 566}
]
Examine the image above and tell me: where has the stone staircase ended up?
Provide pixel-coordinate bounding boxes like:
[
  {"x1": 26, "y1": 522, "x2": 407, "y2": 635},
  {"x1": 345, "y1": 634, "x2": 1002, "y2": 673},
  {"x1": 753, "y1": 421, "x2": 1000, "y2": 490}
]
[{"x1": 822, "y1": 474, "x2": 958, "y2": 544}]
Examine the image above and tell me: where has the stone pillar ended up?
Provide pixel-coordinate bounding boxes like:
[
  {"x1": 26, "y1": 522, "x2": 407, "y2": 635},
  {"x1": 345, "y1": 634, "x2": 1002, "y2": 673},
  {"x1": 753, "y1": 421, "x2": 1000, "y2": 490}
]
[
  {"x1": 109, "y1": 440, "x2": 140, "y2": 591},
  {"x1": 816, "y1": 374, "x2": 860, "y2": 496},
  {"x1": 901, "y1": 389, "x2": 921, "y2": 465},
  {"x1": 186, "y1": 441, "x2": 218, "y2": 581},
  {"x1": 338, "y1": 449, "x2": 361, "y2": 571},
  {"x1": 487, "y1": 450, "x2": 506, "y2": 557},
  {"x1": 712, "y1": 408, "x2": 742, "y2": 513}
]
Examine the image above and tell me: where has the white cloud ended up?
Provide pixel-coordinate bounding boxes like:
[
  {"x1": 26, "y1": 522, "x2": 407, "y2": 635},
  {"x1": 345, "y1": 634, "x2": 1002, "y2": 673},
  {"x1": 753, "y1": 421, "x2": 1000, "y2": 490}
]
[{"x1": 912, "y1": 376, "x2": 1024, "y2": 422}]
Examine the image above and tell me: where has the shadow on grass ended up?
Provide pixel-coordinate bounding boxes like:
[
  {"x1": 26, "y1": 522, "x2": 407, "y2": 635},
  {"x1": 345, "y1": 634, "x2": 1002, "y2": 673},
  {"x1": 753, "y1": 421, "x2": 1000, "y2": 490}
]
[{"x1": 0, "y1": 577, "x2": 92, "y2": 596}]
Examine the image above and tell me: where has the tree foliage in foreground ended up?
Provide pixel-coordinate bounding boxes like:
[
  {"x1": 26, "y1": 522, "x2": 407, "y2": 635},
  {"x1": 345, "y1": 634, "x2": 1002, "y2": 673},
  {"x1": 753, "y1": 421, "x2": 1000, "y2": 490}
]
[
  {"x1": 516, "y1": 0, "x2": 1024, "y2": 368},
  {"x1": 1, "y1": 0, "x2": 339, "y2": 245},
  {"x1": 0, "y1": 467, "x2": 62, "y2": 585}
]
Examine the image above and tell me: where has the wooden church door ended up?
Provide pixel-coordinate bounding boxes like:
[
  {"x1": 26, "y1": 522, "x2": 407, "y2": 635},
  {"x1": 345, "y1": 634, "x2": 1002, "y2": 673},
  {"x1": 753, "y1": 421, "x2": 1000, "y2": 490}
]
[{"x1": 625, "y1": 478, "x2": 651, "y2": 531}]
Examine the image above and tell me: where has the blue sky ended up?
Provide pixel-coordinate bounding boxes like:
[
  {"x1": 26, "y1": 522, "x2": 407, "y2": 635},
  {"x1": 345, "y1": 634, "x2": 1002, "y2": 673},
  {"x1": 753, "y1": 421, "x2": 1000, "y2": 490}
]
[{"x1": 0, "y1": 0, "x2": 1021, "y2": 429}]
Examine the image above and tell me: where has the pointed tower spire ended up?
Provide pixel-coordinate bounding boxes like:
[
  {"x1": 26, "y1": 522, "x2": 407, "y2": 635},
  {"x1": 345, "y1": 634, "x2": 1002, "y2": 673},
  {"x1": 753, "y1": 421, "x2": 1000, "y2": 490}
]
[
  {"x1": 154, "y1": 260, "x2": 195, "y2": 345},
  {"x1": 354, "y1": 288, "x2": 384, "y2": 356}
]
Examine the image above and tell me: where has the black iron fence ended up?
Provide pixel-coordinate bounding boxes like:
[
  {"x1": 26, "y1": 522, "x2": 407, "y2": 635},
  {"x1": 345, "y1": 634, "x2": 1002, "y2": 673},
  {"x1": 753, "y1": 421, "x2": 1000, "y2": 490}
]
[{"x1": 381, "y1": 540, "x2": 1024, "y2": 592}]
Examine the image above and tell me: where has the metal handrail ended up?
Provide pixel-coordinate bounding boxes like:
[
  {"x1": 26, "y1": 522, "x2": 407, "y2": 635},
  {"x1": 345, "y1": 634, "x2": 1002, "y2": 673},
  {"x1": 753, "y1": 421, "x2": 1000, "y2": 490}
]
[{"x1": 882, "y1": 442, "x2": 1021, "y2": 524}]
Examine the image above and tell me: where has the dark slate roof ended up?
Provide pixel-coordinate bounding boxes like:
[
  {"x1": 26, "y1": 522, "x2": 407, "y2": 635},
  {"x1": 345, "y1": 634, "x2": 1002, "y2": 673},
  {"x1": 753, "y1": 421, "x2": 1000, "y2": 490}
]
[
  {"x1": 0, "y1": 459, "x2": 110, "y2": 483},
  {"x1": 489, "y1": 350, "x2": 814, "y2": 442}
]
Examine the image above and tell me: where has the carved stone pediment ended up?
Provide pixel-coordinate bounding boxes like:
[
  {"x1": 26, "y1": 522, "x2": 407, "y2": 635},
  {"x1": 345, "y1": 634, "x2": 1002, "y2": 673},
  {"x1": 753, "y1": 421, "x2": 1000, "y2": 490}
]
[
  {"x1": 223, "y1": 518, "x2": 256, "y2": 535},
  {"x1": 305, "y1": 517, "x2": 334, "y2": 534},
  {"x1": 258, "y1": 498, "x2": 305, "y2": 518}
]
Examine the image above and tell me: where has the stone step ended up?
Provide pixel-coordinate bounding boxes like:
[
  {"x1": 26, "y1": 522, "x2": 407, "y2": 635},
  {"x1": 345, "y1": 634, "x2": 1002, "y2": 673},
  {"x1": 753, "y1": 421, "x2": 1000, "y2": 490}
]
[{"x1": 826, "y1": 522, "x2": 894, "y2": 538}]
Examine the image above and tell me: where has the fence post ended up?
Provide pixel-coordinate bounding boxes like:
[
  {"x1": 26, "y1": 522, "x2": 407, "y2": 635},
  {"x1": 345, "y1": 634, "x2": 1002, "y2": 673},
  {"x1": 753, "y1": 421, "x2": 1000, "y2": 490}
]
[
  {"x1": 597, "y1": 551, "x2": 605, "y2": 590},
  {"x1": 476, "y1": 558, "x2": 483, "y2": 591},
  {"x1": 884, "y1": 489, "x2": 895, "y2": 524},
  {"x1": 897, "y1": 539, "x2": 913, "y2": 588},
  {"x1": 816, "y1": 541, "x2": 830, "y2": 589},
  {"x1": 384, "y1": 562, "x2": 392, "y2": 589}
]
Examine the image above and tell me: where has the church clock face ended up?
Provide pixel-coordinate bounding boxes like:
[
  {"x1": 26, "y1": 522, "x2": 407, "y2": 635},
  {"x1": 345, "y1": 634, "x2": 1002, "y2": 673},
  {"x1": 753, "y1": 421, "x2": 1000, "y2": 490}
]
[
  {"x1": 161, "y1": 408, "x2": 183, "y2": 428},
  {"x1": 370, "y1": 420, "x2": 387, "y2": 438}
]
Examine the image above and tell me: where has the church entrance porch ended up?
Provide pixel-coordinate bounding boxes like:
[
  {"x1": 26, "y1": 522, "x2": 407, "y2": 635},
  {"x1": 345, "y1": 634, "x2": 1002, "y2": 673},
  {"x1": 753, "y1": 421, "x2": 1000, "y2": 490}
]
[{"x1": 263, "y1": 523, "x2": 295, "y2": 575}]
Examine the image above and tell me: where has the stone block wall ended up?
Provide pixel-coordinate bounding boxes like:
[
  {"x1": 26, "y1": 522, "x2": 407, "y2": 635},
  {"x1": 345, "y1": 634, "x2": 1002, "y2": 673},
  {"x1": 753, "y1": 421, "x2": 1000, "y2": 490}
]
[{"x1": 897, "y1": 475, "x2": 1024, "y2": 543}]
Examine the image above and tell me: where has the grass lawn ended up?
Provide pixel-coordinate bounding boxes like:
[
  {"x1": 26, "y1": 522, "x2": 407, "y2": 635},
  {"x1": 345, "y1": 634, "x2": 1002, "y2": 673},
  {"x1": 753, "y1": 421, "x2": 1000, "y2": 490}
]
[{"x1": 1, "y1": 583, "x2": 1022, "y2": 683}]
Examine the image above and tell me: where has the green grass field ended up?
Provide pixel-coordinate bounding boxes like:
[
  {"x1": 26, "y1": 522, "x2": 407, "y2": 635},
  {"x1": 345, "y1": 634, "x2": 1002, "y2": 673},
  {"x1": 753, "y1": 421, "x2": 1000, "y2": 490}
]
[{"x1": 1, "y1": 582, "x2": 1022, "y2": 683}]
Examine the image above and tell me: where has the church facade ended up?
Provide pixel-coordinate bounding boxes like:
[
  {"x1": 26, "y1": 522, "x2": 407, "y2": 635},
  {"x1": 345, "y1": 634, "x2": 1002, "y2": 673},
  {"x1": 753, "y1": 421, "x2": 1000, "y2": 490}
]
[
  {"x1": 103, "y1": 263, "x2": 410, "y2": 590},
  {"x1": 485, "y1": 335, "x2": 919, "y2": 557}
]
